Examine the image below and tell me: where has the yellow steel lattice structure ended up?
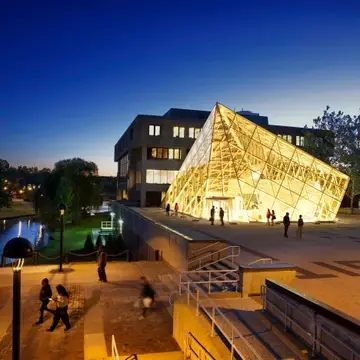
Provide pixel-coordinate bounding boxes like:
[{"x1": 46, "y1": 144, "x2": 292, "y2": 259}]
[{"x1": 163, "y1": 103, "x2": 350, "y2": 223}]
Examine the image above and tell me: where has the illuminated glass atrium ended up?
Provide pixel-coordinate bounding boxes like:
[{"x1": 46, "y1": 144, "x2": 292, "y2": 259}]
[{"x1": 164, "y1": 103, "x2": 350, "y2": 223}]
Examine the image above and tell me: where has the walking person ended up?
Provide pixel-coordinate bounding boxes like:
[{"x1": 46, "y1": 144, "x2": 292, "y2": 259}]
[
  {"x1": 297, "y1": 215, "x2": 304, "y2": 239},
  {"x1": 165, "y1": 203, "x2": 170, "y2": 216},
  {"x1": 219, "y1": 207, "x2": 225, "y2": 226},
  {"x1": 210, "y1": 206, "x2": 215, "y2": 225},
  {"x1": 47, "y1": 285, "x2": 71, "y2": 332},
  {"x1": 271, "y1": 210, "x2": 276, "y2": 226},
  {"x1": 283, "y1": 212, "x2": 290, "y2": 238},
  {"x1": 138, "y1": 276, "x2": 156, "y2": 320},
  {"x1": 35, "y1": 278, "x2": 54, "y2": 325},
  {"x1": 97, "y1": 245, "x2": 107, "y2": 282},
  {"x1": 266, "y1": 209, "x2": 271, "y2": 225},
  {"x1": 174, "y1": 203, "x2": 179, "y2": 217}
]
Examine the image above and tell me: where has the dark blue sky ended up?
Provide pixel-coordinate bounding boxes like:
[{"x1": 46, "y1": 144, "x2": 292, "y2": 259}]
[{"x1": 1, "y1": 0, "x2": 360, "y2": 175}]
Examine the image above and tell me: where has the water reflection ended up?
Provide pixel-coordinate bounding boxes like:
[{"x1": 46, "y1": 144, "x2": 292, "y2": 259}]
[{"x1": 0, "y1": 218, "x2": 50, "y2": 261}]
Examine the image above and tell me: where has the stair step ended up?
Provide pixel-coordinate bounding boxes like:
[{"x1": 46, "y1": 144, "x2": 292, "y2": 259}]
[{"x1": 116, "y1": 351, "x2": 183, "y2": 359}]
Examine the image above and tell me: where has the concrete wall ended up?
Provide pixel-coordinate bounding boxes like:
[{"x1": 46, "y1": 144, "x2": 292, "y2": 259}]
[
  {"x1": 187, "y1": 240, "x2": 228, "y2": 261},
  {"x1": 173, "y1": 298, "x2": 230, "y2": 359},
  {"x1": 113, "y1": 203, "x2": 189, "y2": 271},
  {"x1": 265, "y1": 280, "x2": 360, "y2": 360},
  {"x1": 239, "y1": 264, "x2": 296, "y2": 297}
]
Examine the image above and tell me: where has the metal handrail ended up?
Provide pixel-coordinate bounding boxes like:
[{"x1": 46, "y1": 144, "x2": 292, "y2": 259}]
[
  {"x1": 181, "y1": 268, "x2": 239, "y2": 293},
  {"x1": 184, "y1": 331, "x2": 216, "y2": 360},
  {"x1": 180, "y1": 273, "x2": 263, "y2": 360},
  {"x1": 112, "y1": 335, "x2": 119, "y2": 360},
  {"x1": 191, "y1": 241, "x2": 221, "y2": 257},
  {"x1": 248, "y1": 258, "x2": 273, "y2": 265},
  {"x1": 188, "y1": 245, "x2": 240, "y2": 270},
  {"x1": 261, "y1": 285, "x2": 360, "y2": 360}
]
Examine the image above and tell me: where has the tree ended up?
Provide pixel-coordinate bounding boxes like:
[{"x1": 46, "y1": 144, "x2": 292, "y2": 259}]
[
  {"x1": 310, "y1": 106, "x2": 360, "y2": 211},
  {"x1": 0, "y1": 159, "x2": 11, "y2": 210},
  {"x1": 56, "y1": 176, "x2": 74, "y2": 222}
]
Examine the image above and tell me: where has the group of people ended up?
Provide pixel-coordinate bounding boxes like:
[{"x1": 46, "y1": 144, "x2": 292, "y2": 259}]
[
  {"x1": 209, "y1": 206, "x2": 225, "y2": 226},
  {"x1": 34, "y1": 279, "x2": 71, "y2": 332},
  {"x1": 266, "y1": 209, "x2": 304, "y2": 238},
  {"x1": 165, "y1": 203, "x2": 179, "y2": 217}
]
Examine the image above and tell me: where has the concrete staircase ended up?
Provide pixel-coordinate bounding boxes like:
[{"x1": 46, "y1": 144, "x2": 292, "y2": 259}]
[{"x1": 200, "y1": 296, "x2": 308, "y2": 360}]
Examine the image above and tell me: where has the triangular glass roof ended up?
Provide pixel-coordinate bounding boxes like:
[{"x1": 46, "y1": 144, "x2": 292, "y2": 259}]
[{"x1": 164, "y1": 103, "x2": 350, "y2": 222}]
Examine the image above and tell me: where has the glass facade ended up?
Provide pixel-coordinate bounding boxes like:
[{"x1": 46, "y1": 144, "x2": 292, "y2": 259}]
[{"x1": 164, "y1": 103, "x2": 350, "y2": 223}]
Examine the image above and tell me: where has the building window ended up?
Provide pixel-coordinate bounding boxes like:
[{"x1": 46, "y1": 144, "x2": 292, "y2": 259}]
[
  {"x1": 119, "y1": 154, "x2": 129, "y2": 177},
  {"x1": 149, "y1": 125, "x2": 160, "y2": 136},
  {"x1": 148, "y1": 147, "x2": 182, "y2": 160},
  {"x1": 173, "y1": 126, "x2": 185, "y2": 138},
  {"x1": 189, "y1": 127, "x2": 201, "y2": 138},
  {"x1": 296, "y1": 135, "x2": 304, "y2": 147},
  {"x1": 146, "y1": 169, "x2": 179, "y2": 184},
  {"x1": 279, "y1": 134, "x2": 292, "y2": 143}
]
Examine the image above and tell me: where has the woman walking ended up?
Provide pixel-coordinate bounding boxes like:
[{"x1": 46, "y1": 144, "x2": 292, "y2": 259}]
[
  {"x1": 47, "y1": 285, "x2": 71, "y2": 332},
  {"x1": 35, "y1": 278, "x2": 54, "y2": 325}
]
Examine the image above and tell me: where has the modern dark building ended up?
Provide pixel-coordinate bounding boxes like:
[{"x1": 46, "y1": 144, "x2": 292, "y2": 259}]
[{"x1": 114, "y1": 106, "x2": 327, "y2": 207}]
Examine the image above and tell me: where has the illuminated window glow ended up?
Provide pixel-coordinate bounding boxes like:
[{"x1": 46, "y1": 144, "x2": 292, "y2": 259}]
[
  {"x1": 146, "y1": 169, "x2": 178, "y2": 184},
  {"x1": 164, "y1": 104, "x2": 349, "y2": 223},
  {"x1": 149, "y1": 125, "x2": 160, "y2": 136},
  {"x1": 148, "y1": 147, "x2": 182, "y2": 160},
  {"x1": 189, "y1": 127, "x2": 201, "y2": 138},
  {"x1": 296, "y1": 135, "x2": 305, "y2": 147},
  {"x1": 173, "y1": 126, "x2": 185, "y2": 138}
]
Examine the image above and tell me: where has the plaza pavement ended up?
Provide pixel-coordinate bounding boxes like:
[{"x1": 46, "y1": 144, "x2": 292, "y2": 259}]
[
  {"x1": 0, "y1": 261, "x2": 179, "y2": 360},
  {"x1": 140, "y1": 208, "x2": 360, "y2": 320}
]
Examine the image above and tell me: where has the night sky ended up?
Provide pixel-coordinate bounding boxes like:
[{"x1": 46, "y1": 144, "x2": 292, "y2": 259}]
[{"x1": 1, "y1": 0, "x2": 360, "y2": 175}]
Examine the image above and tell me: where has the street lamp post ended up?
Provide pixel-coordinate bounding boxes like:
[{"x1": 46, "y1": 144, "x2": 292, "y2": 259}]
[
  {"x1": 110, "y1": 212, "x2": 115, "y2": 229},
  {"x1": 58, "y1": 203, "x2": 67, "y2": 272},
  {"x1": 3, "y1": 237, "x2": 33, "y2": 360}
]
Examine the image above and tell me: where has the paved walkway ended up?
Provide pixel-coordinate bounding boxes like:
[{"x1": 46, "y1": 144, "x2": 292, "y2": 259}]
[
  {"x1": 0, "y1": 261, "x2": 178, "y2": 360},
  {"x1": 140, "y1": 208, "x2": 360, "y2": 320}
]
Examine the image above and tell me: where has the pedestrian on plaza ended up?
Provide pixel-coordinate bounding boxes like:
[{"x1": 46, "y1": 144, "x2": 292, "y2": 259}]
[
  {"x1": 266, "y1": 209, "x2": 271, "y2": 225},
  {"x1": 138, "y1": 276, "x2": 156, "y2": 320},
  {"x1": 165, "y1": 203, "x2": 170, "y2": 216},
  {"x1": 97, "y1": 245, "x2": 107, "y2": 282},
  {"x1": 219, "y1": 207, "x2": 225, "y2": 226},
  {"x1": 174, "y1": 203, "x2": 179, "y2": 217},
  {"x1": 297, "y1": 215, "x2": 304, "y2": 239},
  {"x1": 210, "y1": 206, "x2": 215, "y2": 225},
  {"x1": 283, "y1": 212, "x2": 290, "y2": 238},
  {"x1": 47, "y1": 285, "x2": 71, "y2": 332},
  {"x1": 35, "y1": 278, "x2": 54, "y2": 325},
  {"x1": 271, "y1": 210, "x2": 276, "y2": 225}
]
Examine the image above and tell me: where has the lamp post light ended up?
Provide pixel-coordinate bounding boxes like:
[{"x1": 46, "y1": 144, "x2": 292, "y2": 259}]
[
  {"x1": 3, "y1": 237, "x2": 33, "y2": 360},
  {"x1": 110, "y1": 212, "x2": 115, "y2": 229},
  {"x1": 58, "y1": 203, "x2": 67, "y2": 272}
]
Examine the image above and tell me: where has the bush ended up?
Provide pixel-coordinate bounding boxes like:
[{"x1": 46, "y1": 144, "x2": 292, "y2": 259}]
[
  {"x1": 84, "y1": 233, "x2": 94, "y2": 252},
  {"x1": 96, "y1": 234, "x2": 102, "y2": 248}
]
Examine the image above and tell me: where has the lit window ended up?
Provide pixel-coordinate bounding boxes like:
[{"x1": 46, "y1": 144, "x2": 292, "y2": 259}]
[
  {"x1": 146, "y1": 170, "x2": 178, "y2": 184},
  {"x1": 189, "y1": 128, "x2": 194, "y2": 138},
  {"x1": 189, "y1": 127, "x2": 201, "y2": 138},
  {"x1": 174, "y1": 149, "x2": 181, "y2": 160},
  {"x1": 149, "y1": 125, "x2": 160, "y2": 136},
  {"x1": 169, "y1": 149, "x2": 174, "y2": 159},
  {"x1": 281, "y1": 134, "x2": 292, "y2": 143},
  {"x1": 148, "y1": 148, "x2": 181, "y2": 159},
  {"x1": 173, "y1": 126, "x2": 185, "y2": 138},
  {"x1": 296, "y1": 136, "x2": 304, "y2": 147}
]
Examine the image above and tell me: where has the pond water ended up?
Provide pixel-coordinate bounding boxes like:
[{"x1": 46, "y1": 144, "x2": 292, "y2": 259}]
[{"x1": 0, "y1": 217, "x2": 50, "y2": 260}]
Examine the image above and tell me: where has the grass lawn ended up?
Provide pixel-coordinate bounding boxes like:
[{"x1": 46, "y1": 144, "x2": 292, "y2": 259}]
[{"x1": 40, "y1": 213, "x2": 110, "y2": 257}]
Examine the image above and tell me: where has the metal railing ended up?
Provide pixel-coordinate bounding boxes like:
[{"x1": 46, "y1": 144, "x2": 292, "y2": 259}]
[
  {"x1": 184, "y1": 331, "x2": 216, "y2": 360},
  {"x1": 179, "y1": 273, "x2": 263, "y2": 360},
  {"x1": 191, "y1": 242, "x2": 221, "y2": 257},
  {"x1": 248, "y1": 258, "x2": 273, "y2": 266},
  {"x1": 188, "y1": 246, "x2": 240, "y2": 270},
  {"x1": 180, "y1": 268, "x2": 239, "y2": 294},
  {"x1": 112, "y1": 335, "x2": 119, "y2": 360},
  {"x1": 261, "y1": 285, "x2": 360, "y2": 360}
]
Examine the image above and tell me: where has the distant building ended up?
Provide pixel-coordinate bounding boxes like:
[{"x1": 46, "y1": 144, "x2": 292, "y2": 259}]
[{"x1": 114, "y1": 105, "x2": 328, "y2": 207}]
